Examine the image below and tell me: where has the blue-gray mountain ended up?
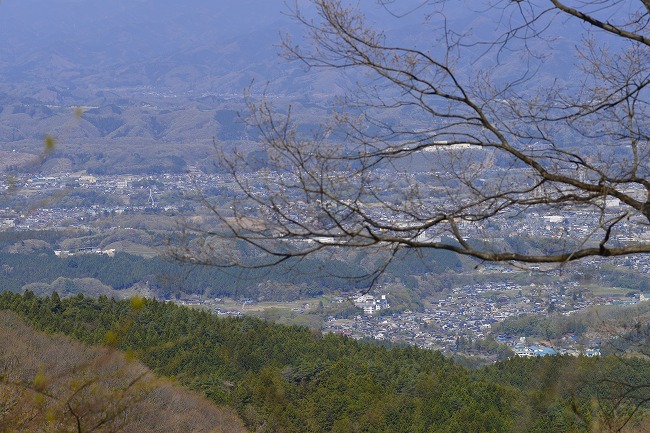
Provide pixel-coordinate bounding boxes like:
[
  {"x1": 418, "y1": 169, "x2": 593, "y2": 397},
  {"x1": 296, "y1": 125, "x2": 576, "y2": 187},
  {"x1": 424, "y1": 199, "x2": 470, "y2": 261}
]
[{"x1": 0, "y1": 0, "x2": 592, "y2": 171}]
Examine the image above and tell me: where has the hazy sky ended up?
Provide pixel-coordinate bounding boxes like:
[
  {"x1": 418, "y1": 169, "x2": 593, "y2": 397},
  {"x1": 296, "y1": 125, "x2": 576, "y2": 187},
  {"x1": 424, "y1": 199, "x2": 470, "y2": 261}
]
[{"x1": 0, "y1": 0, "x2": 585, "y2": 100}]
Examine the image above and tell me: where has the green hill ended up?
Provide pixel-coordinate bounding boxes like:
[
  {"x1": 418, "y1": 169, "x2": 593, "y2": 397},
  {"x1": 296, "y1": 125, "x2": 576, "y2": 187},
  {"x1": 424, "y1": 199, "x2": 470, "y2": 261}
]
[{"x1": 1, "y1": 291, "x2": 649, "y2": 432}]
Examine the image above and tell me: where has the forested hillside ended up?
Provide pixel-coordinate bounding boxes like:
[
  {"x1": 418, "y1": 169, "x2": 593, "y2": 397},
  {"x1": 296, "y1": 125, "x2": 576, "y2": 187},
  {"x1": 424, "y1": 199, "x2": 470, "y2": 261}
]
[
  {"x1": 0, "y1": 310, "x2": 246, "y2": 432},
  {"x1": 1, "y1": 291, "x2": 649, "y2": 432},
  {"x1": 0, "y1": 241, "x2": 466, "y2": 300}
]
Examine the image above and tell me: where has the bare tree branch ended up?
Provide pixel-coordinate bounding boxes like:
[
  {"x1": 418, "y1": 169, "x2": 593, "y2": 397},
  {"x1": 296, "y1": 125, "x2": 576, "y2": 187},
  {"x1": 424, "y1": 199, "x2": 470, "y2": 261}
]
[{"x1": 174, "y1": 0, "x2": 650, "y2": 285}]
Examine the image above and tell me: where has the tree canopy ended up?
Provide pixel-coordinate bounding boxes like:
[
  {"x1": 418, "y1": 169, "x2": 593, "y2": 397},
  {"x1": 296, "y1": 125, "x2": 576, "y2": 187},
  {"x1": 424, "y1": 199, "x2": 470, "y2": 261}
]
[{"x1": 3, "y1": 291, "x2": 650, "y2": 432}]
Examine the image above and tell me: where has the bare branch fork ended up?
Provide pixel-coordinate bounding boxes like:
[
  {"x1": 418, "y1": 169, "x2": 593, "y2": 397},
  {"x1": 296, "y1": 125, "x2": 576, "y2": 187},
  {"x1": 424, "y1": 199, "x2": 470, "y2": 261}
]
[{"x1": 175, "y1": 0, "x2": 650, "y2": 282}]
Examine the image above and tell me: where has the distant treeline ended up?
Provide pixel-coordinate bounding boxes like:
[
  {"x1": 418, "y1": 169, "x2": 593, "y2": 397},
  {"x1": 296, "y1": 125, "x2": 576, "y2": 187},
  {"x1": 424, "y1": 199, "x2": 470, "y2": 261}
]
[
  {"x1": 0, "y1": 251, "x2": 363, "y2": 298},
  {"x1": 492, "y1": 302, "x2": 650, "y2": 356},
  {"x1": 3, "y1": 229, "x2": 650, "y2": 302},
  {"x1": 0, "y1": 242, "x2": 465, "y2": 299},
  {"x1": 1, "y1": 291, "x2": 649, "y2": 432}
]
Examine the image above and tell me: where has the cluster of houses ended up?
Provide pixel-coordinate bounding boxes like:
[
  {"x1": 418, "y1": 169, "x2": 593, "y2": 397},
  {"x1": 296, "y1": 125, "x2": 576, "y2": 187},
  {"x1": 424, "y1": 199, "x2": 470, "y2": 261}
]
[
  {"x1": 323, "y1": 280, "x2": 618, "y2": 357},
  {"x1": 511, "y1": 338, "x2": 601, "y2": 358},
  {"x1": 7, "y1": 169, "x2": 650, "y2": 260},
  {"x1": 4, "y1": 170, "x2": 649, "y2": 361}
]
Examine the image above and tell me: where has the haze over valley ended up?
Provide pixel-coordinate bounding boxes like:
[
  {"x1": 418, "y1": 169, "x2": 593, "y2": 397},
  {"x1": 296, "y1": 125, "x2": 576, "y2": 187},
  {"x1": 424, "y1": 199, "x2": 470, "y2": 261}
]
[{"x1": 2, "y1": 1, "x2": 650, "y2": 432}]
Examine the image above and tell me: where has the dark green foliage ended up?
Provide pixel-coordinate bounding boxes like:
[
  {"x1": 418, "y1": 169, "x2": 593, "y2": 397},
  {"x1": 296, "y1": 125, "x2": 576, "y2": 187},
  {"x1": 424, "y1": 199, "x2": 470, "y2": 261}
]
[
  {"x1": 477, "y1": 356, "x2": 650, "y2": 432},
  {"x1": 598, "y1": 265, "x2": 650, "y2": 291},
  {"x1": 0, "y1": 231, "x2": 471, "y2": 301},
  {"x1": 390, "y1": 247, "x2": 464, "y2": 275},
  {"x1": 1, "y1": 291, "x2": 648, "y2": 432},
  {"x1": 0, "y1": 229, "x2": 86, "y2": 248},
  {"x1": 492, "y1": 313, "x2": 588, "y2": 339},
  {"x1": 0, "y1": 249, "x2": 416, "y2": 299}
]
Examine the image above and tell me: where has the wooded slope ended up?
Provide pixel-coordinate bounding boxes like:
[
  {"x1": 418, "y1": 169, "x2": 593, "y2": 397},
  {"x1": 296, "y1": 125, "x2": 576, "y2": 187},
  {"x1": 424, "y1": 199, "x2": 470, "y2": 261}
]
[
  {"x1": 0, "y1": 310, "x2": 247, "y2": 433},
  {"x1": 2, "y1": 291, "x2": 650, "y2": 432}
]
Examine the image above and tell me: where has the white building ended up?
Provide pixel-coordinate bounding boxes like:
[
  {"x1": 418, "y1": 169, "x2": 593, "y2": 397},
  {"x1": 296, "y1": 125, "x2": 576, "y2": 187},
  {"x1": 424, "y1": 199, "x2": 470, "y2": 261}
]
[
  {"x1": 354, "y1": 294, "x2": 390, "y2": 315},
  {"x1": 0, "y1": 218, "x2": 15, "y2": 230}
]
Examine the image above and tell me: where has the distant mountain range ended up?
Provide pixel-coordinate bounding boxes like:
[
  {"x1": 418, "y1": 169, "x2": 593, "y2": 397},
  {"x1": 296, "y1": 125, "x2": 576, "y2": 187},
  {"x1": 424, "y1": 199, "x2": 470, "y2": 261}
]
[
  {"x1": 0, "y1": 0, "x2": 301, "y2": 96},
  {"x1": 0, "y1": 0, "x2": 342, "y2": 163},
  {"x1": 0, "y1": 0, "x2": 588, "y2": 172}
]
